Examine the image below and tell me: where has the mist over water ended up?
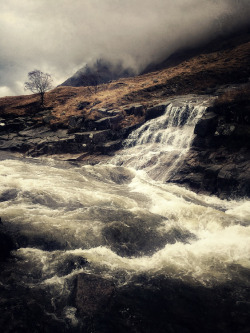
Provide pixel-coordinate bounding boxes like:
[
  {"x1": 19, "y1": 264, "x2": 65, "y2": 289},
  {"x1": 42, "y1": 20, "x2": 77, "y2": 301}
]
[{"x1": 0, "y1": 98, "x2": 250, "y2": 330}]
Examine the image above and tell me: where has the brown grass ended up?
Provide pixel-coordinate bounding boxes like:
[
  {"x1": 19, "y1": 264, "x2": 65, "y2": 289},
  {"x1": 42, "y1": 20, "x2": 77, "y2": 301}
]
[
  {"x1": 215, "y1": 83, "x2": 250, "y2": 105},
  {"x1": 0, "y1": 34, "x2": 250, "y2": 128}
]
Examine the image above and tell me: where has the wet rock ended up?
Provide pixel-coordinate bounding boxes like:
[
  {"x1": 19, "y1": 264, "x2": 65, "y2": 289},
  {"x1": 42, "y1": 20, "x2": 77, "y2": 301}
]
[
  {"x1": 102, "y1": 218, "x2": 194, "y2": 257},
  {"x1": 173, "y1": 97, "x2": 250, "y2": 198},
  {"x1": 0, "y1": 137, "x2": 32, "y2": 152},
  {"x1": 94, "y1": 114, "x2": 124, "y2": 130},
  {"x1": 35, "y1": 136, "x2": 80, "y2": 155},
  {"x1": 96, "y1": 140, "x2": 122, "y2": 155},
  {"x1": 76, "y1": 274, "x2": 115, "y2": 316},
  {"x1": 145, "y1": 102, "x2": 170, "y2": 121},
  {"x1": 74, "y1": 275, "x2": 250, "y2": 333},
  {"x1": 194, "y1": 112, "x2": 218, "y2": 137},
  {"x1": 56, "y1": 256, "x2": 88, "y2": 276},
  {"x1": 0, "y1": 230, "x2": 16, "y2": 261},
  {"x1": 0, "y1": 189, "x2": 19, "y2": 202},
  {"x1": 75, "y1": 130, "x2": 111, "y2": 145}
]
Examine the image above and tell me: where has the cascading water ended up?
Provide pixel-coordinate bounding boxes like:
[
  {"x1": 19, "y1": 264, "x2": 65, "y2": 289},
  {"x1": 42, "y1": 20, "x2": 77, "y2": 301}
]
[
  {"x1": 111, "y1": 96, "x2": 210, "y2": 180},
  {"x1": 0, "y1": 96, "x2": 250, "y2": 332}
]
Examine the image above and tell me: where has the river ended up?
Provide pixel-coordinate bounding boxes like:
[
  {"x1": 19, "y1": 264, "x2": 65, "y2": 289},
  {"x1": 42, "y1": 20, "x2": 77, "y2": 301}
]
[{"x1": 0, "y1": 96, "x2": 250, "y2": 332}]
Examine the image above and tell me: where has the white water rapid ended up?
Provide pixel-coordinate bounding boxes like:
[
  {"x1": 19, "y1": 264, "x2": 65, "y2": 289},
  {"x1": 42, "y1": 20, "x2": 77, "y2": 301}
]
[
  {"x1": 0, "y1": 96, "x2": 250, "y2": 331},
  {"x1": 111, "y1": 96, "x2": 210, "y2": 180}
]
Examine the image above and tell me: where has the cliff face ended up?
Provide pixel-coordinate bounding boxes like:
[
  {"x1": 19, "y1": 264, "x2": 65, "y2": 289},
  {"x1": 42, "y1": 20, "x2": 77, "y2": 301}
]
[{"x1": 170, "y1": 85, "x2": 250, "y2": 198}]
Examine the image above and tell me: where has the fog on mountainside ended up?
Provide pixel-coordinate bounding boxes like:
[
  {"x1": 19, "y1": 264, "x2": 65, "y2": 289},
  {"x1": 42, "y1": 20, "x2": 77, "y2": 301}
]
[
  {"x1": 60, "y1": 59, "x2": 136, "y2": 87},
  {"x1": 0, "y1": 0, "x2": 250, "y2": 95}
]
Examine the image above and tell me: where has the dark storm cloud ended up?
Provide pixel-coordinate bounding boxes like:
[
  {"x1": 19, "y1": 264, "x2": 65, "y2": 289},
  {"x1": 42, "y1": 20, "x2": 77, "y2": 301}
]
[{"x1": 0, "y1": 0, "x2": 250, "y2": 96}]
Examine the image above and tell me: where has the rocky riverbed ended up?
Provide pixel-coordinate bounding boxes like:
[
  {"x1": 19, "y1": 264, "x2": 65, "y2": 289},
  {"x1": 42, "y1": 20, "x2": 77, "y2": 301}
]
[{"x1": 1, "y1": 85, "x2": 249, "y2": 198}]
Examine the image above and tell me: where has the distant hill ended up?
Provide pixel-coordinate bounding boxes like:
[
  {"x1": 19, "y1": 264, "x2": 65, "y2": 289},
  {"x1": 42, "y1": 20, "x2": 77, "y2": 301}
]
[
  {"x1": 142, "y1": 26, "x2": 250, "y2": 74},
  {"x1": 60, "y1": 27, "x2": 250, "y2": 89},
  {"x1": 60, "y1": 59, "x2": 135, "y2": 87}
]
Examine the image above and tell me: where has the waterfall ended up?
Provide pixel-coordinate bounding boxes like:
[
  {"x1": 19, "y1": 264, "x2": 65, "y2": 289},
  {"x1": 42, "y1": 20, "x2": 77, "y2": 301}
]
[
  {"x1": 111, "y1": 96, "x2": 210, "y2": 180},
  {"x1": 0, "y1": 96, "x2": 250, "y2": 332}
]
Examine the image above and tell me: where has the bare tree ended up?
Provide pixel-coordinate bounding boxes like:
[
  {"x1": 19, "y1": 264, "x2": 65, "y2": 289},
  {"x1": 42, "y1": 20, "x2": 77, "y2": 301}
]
[{"x1": 24, "y1": 69, "x2": 53, "y2": 106}]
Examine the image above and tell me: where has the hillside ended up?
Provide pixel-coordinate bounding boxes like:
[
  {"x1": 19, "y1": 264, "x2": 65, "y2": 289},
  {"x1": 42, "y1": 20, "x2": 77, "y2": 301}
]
[
  {"x1": 60, "y1": 59, "x2": 135, "y2": 88},
  {"x1": 1, "y1": 32, "x2": 249, "y2": 128},
  {"x1": 0, "y1": 31, "x2": 250, "y2": 196}
]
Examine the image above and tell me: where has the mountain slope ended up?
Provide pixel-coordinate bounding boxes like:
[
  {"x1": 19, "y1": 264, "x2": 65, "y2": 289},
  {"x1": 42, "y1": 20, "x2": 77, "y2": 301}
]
[{"x1": 60, "y1": 59, "x2": 135, "y2": 87}]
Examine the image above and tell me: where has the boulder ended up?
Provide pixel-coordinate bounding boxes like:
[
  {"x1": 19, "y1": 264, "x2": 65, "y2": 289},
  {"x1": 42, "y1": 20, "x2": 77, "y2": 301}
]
[
  {"x1": 76, "y1": 274, "x2": 115, "y2": 316},
  {"x1": 145, "y1": 102, "x2": 170, "y2": 121},
  {"x1": 94, "y1": 114, "x2": 123, "y2": 130},
  {"x1": 35, "y1": 136, "x2": 80, "y2": 155},
  {"x1": 123, "y1": 104, "x2": 144, "y2": 117},
  {"x1": 194, "y1": 112, "x2": 218, "y2": 137},
  {"x1": 0, "y1": 222, "x2": 16, "y2": 261},
  {"x1": 0, "y1": 137, "x2": 32, "y2": 152},
  {"x1": 68, "y1": 116, "x2": 84, "y2": 133}
]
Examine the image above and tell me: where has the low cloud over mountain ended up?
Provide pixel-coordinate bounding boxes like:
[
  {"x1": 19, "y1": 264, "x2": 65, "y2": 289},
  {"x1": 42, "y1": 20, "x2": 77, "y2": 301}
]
[{"x1": 1, "y1": 0, "x2": 250, "y2": 96}]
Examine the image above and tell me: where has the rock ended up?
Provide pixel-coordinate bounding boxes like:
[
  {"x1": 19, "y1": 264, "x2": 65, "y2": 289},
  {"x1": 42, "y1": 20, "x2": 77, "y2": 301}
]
[
  {"x1": 106, "y1": 109, "x2": 121, "y2": 116},
  {"x1": 42, "y1": 115, "x2": 56, "y2": 125},
  {"x1": 0, "y1": 223, "x2": 16, "y2": 261},
  {"x1": 194, "y1": 112, "x2": 218, "y2": 137},
  {"x1": 97, "y1": 108, "x2": 108, "y2": 115},
  {"x1": 0, "y1": 137, "x2": 32, "y2": 152},
  {"x1": 145, "y1": 102, "x2": 170, "y2": 121},
  {"x1": 77, "y1": 101, "x2": 90, "y2": 110},
  {"x1": 123, "y1": 104, "x2": 144, "y2": 117},
  {"x1": 94, "y1": 114, "x2": 123, "y2": 130},
  {"x1": 0, "y1": 119, "x2": 26, "y2": 132},
  {"x1": 75, "y1": 130, "x2": 111, "y2": 145},
  {"x1": 96, "y1": 140, "x2": 122, "y2": 154},
  {"x1": 0, "y1": 189, "x2": 19, "y2": 202},
  {"x1": 76, "y1": 274, "x2": 115, "y2": 316},
  {"x1": 34, "y1": 136, "x2": 80, "y2": 155},
  {"x1": 68, "y1": 116, "x2": 84, "y2": 133},
  {"x1": 74, "y1": 274, "x2": 250, "y2": 333}
]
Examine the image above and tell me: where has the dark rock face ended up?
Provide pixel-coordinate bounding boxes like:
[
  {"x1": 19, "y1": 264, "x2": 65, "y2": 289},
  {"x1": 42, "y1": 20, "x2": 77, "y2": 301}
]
[
  {"x1": 0, "y1": 219, "x2": 17, "y2": 261},
  {"x1": 171, "y1": 97, "x2": 250, "y2": 198},
  {"x1": 0, "y1": 106, "x2": 134, "y2": 157},
  {"x1": 145, "y1": 102, "x2": 170, "y2": 121},
  {"x1": 74, "y1": 274, "x2": 250, "y2": 333},
  {"x1": 0, "y1": 229, "x2": 16, "y2": 261},
  {"x1": 76, "y1": 274, "x2": 116, "y2": 317},
  {"x1": 122, "y1": 104, "x2": 145, "y2": 117},
  {"x1": 94, "y1": 114, "x2": 124, "y2": 130},
  {"x1": 194, "y1": 111, "x2": 218, "y2": 137}
]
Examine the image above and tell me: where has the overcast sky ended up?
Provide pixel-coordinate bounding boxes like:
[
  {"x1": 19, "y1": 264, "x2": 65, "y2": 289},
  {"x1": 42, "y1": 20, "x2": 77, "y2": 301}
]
[{"x1": 0, "y1": 0, "x2": 250, "y2": 97}]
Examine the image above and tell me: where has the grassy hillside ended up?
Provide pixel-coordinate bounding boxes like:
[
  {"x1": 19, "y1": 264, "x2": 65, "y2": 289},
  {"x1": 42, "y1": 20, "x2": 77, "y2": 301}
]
[{"x1": 0, "y1": 32, "x2": 249, "y2": 130}]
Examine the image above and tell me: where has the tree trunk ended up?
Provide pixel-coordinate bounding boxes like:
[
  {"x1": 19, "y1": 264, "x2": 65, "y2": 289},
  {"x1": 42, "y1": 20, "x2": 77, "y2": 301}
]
[{"x1": 40, "y1": 92, "x2": 44, "y2": 106}]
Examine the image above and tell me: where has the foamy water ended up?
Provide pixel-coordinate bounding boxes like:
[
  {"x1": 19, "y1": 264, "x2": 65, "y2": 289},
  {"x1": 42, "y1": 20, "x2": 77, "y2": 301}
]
[
  {"x1": 0, "y1": 157, "x2": 249, "y2": 286},
  {"x1": 0, "y1": 96, "x2": 249, "y2": 329}
]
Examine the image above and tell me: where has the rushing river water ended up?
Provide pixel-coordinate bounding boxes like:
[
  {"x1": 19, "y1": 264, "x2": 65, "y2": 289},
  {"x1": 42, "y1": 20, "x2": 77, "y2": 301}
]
[{"x1": 0, "y1": 96, "x2": 250, "y2": 332}]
